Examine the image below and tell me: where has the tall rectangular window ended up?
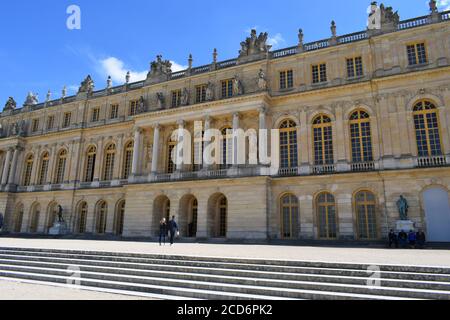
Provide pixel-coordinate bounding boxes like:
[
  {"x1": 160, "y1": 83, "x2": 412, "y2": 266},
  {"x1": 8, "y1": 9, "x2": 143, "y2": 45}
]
[
  {"x1": 62, "y1": 112, "x2": 71, "y2": 128},
  {"x1": 171, "y1": 90, "x2": 182, "y2": 108},
  {"x1": 91, "y1": 108, "x2": 100, "y2": 122},
  {"x1": 312, "y1": 64, "x2": 327, "y2": 83},
  {"x1": 221, "y1": 79, "x2": 233, "y2": 98},
  {"x1": 129, "y1": 100, "x2": 138, "y2": 116},
  {"x1": 47, "y1": 115, "x2": 55, "y2": 130},
  {"x1": 31, "y1": 119, "x2": 40, "y2": 133},
  {"x1": 195, "y1": 85, "x2": 207, "y2": 103},
  {"x1": 279, "y1": 70, "x2": 293, "y2": 89},
  {"x1": 346, "y1": 57, "x2": 363, "y2": 78},
  {"x1": 110, "y1": 104, "x2": 119, "y2": 119},
  {"x1": 407, "y1": 43, "x2": 427, "y2": 66}
]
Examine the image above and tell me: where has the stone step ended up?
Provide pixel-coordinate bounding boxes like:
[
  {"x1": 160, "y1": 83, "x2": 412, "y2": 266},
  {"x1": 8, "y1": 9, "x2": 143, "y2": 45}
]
[
  {"x1": 1, "y1": 258, "x2": 450, "y2": 291},
  {"x1": 1, "y1": 250, "x2": 449, "y2": 282},
  {"x1": 0, "y1": 269, "x2": 414, "y2": 300},
  {"x1": 0, "y1": 263, "x2": 448, "y2": 299},
  {"x1": 2, "y1": 247, "x2": 450, "y2": 274}
]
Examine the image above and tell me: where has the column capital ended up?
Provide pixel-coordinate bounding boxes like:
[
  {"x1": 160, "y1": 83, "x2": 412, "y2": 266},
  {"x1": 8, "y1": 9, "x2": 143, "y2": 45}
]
[
  {"x1": 152, "y1": 123, "x2": 161, "y2": 130},
  {"x1": 133, "y1": 126, "x2": 143, "y2": 134},
  {"x1": 232, "y1": 112, "x2": 240, "y2": 119},
  {"x1": 258, "y1": 106, "x2": 267, "y2": 115},
  {"x1": 177, "y1": 119, "x2": 185, "y2": 127},
  {"x1": 204, "y1": 115, "x2": 212, "y2": 123}
]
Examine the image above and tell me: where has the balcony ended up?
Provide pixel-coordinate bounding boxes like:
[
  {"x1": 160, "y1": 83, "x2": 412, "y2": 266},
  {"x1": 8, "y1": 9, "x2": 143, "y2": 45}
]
[
  {"x1": 416, "y1": 155, "x2": 448, "y2": 168},
  {"x1": 351, "y1": 161, "x2": 375, "y2": 172},
  {"x1": 312, "y1": 164, "x2": 336, "y2": 175}
]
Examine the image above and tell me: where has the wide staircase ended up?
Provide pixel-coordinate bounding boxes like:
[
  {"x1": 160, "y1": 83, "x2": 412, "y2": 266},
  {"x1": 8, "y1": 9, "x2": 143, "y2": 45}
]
[{"x1": 0, "y1": 247, "x2": 449, "y2": 300}]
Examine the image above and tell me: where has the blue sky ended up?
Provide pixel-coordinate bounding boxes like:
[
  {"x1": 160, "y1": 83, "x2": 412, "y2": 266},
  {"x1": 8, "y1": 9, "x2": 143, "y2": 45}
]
[{"x1": 0, "y1": 0, "x2": 448, "y2": 108}]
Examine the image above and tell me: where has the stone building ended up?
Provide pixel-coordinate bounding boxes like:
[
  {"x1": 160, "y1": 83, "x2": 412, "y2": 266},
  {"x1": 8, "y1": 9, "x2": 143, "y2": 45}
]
[{"x1": 1, "y1": 2, "x2": 450, "y2": 242}]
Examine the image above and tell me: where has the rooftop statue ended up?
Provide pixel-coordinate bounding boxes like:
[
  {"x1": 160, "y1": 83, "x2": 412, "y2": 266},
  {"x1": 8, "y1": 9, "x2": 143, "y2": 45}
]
[
  {"x1": 4, "y1": 97, "x2": 17, "y2": 111},
  {"x1": 239, "y1": 29, "x2": 272, "y2": 58},
  {"x1": 24, "y1": 92, "x2": 39, "y2": 107},
  {"x1": 149, "y1": 55, "x2": 172, "y2": 77},
  {"x1": 78, "y1": 75, "x2": 94, "y2": 94},
  {"x1": 380, "y1": 3, "x2": 400, "y2": 25}
]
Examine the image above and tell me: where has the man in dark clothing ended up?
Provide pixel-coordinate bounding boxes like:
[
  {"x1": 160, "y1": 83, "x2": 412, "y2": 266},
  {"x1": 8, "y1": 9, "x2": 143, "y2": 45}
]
[
  {"x1": 388, "y1": 229, "x2": 398, "y2": 248},
  {"x1": 408, "y1": 230, "x2": 417, "y2": 248},
  {"x1": 398, "y1": 230, "x2": 408, "y2": 248},
  {"x1": 159, "y1": 218, "x2": 167, "y2": 246},
  {"x1": 416, "y1": 229, "x2": 426, "y2": 249},
  {"x1": 168, "y1": 216, "x2": 179, "y2": 246},
  {"x1": 0, "y1": 213, "x2": 4, "y2": 232}
]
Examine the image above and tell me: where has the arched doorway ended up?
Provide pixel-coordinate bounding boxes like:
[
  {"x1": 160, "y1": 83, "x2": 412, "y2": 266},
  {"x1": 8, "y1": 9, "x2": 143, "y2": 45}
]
[
  {"x1": 280, "y1": 193, "x2": 299, "y2": 239},
  {"x1": 423, "y1": 187, "x2": 450, "y2": 242},
  {"x1": 354, "y1": 191, "x2": 378, "y2": 240},
  {"x1": 316, "y1": 192, "x2": 337, "y2": 239},
  {"x1": 29, "y1": 203, "x2": 41, "y2": 233},
  {"x1": 95, "y1": 201, "x2": 107, "y2": 234},
  {"x1": 46, "y1": 202, "x2": 58, "y2": 233},
  {"x1": 179, "y1": 195, "x2": 198, "y2": 238},
  {"x1": 77, "y1": 202, "x2": 88, "y2": 234},
  {"x1": 114, "y1": 200, "x2": 126, "y2": 236},
  {"x1": 13, "y1": 204, "x2": 24, "y2": 233},
  {"x1": 153, "y1": 195, "x2": 170, "y2": 236},
  {"x1": 207, "y1": 193, "x2": 227, "y2": 238}
]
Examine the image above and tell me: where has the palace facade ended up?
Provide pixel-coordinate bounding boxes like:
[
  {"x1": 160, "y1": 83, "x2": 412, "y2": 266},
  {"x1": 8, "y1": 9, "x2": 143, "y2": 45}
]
[{"x1": 1, "y1": 3, "x2": 450, "y2": 242}]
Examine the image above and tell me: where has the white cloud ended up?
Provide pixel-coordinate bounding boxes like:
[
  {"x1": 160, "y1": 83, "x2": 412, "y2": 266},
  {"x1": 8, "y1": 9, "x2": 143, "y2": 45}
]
[
  {"x1": 437, "y1": 0, "x2": 450, "y2": 10},
  {"x1": 267, "y1": 33, "x2": 286, "y2": 49},
  {"x1": 98, "y1": 56, "x2": 187, "y2": 85}
]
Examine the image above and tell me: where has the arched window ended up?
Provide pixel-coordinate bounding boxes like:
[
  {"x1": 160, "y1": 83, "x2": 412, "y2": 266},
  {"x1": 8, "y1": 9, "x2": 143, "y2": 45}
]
[
  {"x1": 23, "y1": 154, "x2": 34, "y2": 186},
  {"x1": 167, "y1": 138, "x2": 176, "y2": 174},
  {"x1": 413, "y1": 100, "x2": 442, "y2": 157},
  {"x1": 280, "y1": 194, "x2": 299, "y2": 239},
  {"x1": 96, "y1": 201, "x2": 107, "y2": 234},
  {"x1": 77, "y1": 202, "x2": 87, "y2": 234},
  {"x1": 313, "y1": 115, "x2": 333, "y2": 165},
  {"x1": 122, "y1": 141, "x2": 134, "y2": 179},
  {"x1": 55, "y1": 149, "x2": 67, "y2": 184},
  {"x1": 38, "y1": 152, "x2": 50, "y2": 185},
  {"x1": 349, "y1": 110, "x2": 373, "y2": 163},
  {"x1": 316, "y1": 192, "x2": 337, "y2": 239},
  {"x1": 115, "y1": 200, "x2": 126, "y2": 236},
  {"x1": 218, "y1": 196, "x2": 227, "y2": 237},
  {"x1": 220, "y1": 127, "x2": 232, "y2": 169},
  {"x1": 279, "y1": 120, "x2": 298, "y2": 168},
  {"x1": 84, "y1": 146, "x2": 96, "y2": 182},
  {"x1": 355, "y1": 191, "x2": 377, "y2": 239},
  {"x1": 103, "y1": 144, "x2": 116, "y2": 181}
]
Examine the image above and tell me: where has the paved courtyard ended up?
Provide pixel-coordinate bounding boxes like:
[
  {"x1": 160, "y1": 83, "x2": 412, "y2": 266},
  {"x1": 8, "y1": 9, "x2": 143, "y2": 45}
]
[{"x1": 1, "y1": 237, "x2": 450, "y2": 267}]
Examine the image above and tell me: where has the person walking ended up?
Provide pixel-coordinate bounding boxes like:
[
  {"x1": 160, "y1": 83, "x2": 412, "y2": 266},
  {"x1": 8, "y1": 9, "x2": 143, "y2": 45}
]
[
  {"x1": 159, "y1": 218, "x2": 167, "y2": 246},
  {"x1": 388, "y1": 229, "x2": 398, "y2": 248},
  {"x1": 168, "y1": 215, "x2": 179, "y2": 246}
]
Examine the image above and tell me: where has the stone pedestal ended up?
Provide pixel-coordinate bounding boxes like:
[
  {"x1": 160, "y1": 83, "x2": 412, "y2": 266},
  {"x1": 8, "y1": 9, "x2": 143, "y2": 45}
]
[
  {"x1": 49, "y1": 221, "x2": 69, "y2": 235},
  {"x1": 395, "y1": 220, "x2": 415, "y2": 232}
]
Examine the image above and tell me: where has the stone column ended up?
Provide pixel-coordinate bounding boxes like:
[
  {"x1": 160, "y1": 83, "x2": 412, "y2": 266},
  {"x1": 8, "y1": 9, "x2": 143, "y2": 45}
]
[
  {"x1": 46, "y1": 144, "x2": 57, "y2": 184},
  {"x1": 299, "y1": 109, "x2": 310, "y2": 174},
  {"x1": 131, "y1": 128, "x2": 142, "y2": 176},
  {"x1": 68, "y1": 139, "x2": 82, "y2": 183},
  {"x1": 7, "y1": 148, "x2": 21, "y2": 185},
  {"x1": 151, "y1": 124, "x2": 160, "y2": 174},
  {"x1": 176, "y1": 120, "x2": 185, "y2": 172},
  {"x1": 114, "y1": 134, "x2": 124, "y2": 180},
  {"x1": 30, "y1": 147, "x2": 40, "y2": 186},
  {"x1": 1, "y1": 148, "x2": 12, "y2": 185},
  {"x1": 93, "y1": 138, "x2": 104, "y2": 181},
  {"x1": 232, "y1": 112, "x2": 240, "y2": 166},
  {"x1": 202, "y1": 116, "x2": 211, "y2": 170}
]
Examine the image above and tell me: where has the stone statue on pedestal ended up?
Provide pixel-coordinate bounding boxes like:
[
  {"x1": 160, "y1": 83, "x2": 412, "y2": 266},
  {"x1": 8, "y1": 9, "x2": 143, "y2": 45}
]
[
  {"x1": 257, "y1": 69, "x2": 268, "y2": 91},
  {"x1": 181, "y1": 88, "x2": 190, "y2": 106},
  {"x1": 4, "y1": 97, "x2": 17, "y2": 111},
  {"x1": 57, "y1": 205, "x2": 64, "y2": 223},
  {"x1": 205, "y1": 82, "x2": 215, "y2": 101},
  {"x1": 396, "y1": 195, "x2": 409, "y2": 221}
]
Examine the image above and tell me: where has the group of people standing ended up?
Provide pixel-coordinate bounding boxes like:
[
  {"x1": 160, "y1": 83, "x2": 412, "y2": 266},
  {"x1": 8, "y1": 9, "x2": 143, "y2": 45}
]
[
  {"x1": 159, "y1": 216, "x2": 179, "y2": 246},
  {"x1": 388, "y1": 229, "x2": 426, "y2": 249}
]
